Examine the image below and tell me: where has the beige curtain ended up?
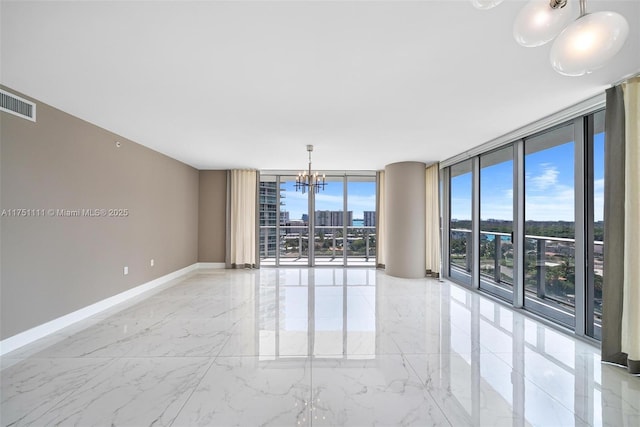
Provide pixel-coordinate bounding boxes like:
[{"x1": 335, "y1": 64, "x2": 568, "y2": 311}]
[
  {"x1": 425, "y1": 163, "x2": 441, "y2": 276},
  {"x1": 226, "y1": 169, "x2": 257, "y2": 269},
  {"x1": 602, "y1": 77, "x2": 640, "y2": 375},
  {"x1": 376, "y1": 170, "x2": 386, "y2": 268},
  {"x1": 621, "y1": 77, "x2": 639, "y2": 369}
]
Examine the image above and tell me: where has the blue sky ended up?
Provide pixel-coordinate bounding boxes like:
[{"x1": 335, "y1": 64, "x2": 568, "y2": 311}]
[
  {"x1": 451, "y1": 132, "x2": 604, "y2": 222},
  {"x1": 276, "y1": 131, "x2": 605, "y2": 223},
  {"x1": 281, "y1": 180, "x2": 376, "y2": 221}
]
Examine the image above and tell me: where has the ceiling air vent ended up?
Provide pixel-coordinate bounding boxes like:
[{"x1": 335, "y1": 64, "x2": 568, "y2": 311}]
[{"x1": 0, "y1": 89, "x2": 36, "y2": 122}]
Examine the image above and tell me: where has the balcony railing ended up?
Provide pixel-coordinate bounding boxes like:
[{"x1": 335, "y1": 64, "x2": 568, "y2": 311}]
[
  {"x1": 450, "y1": 228, "x2": 603, "y2": 326},
  {"x1": 259, "y1": 225, "x2": 376, "y2": 264}
]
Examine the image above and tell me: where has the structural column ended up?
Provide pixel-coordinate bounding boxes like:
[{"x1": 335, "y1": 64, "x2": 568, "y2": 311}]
[{"x1": 384, "y1": 161, "x2": 426, "y2": 278}]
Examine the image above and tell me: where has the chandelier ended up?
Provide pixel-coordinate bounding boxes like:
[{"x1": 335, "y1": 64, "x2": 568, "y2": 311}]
[
  {"x1": 295, "y1": 145, "x2": 326, "y2": 194},
  {"x1": 473, "y1": 0, "x2": 629, "y2": 76}
]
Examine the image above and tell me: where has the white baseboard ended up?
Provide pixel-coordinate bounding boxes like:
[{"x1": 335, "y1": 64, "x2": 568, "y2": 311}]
[
  {"x1": 197, "y1": 262, "x2": 226, "y2": 269},
  {"x1": 0, "y1": 263, "x2": 206, "y2": 356}
]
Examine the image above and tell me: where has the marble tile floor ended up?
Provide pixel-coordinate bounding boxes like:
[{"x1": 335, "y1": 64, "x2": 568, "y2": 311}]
[{"x1": 1, "y1": 268, "x2": 639, "y2": 426}]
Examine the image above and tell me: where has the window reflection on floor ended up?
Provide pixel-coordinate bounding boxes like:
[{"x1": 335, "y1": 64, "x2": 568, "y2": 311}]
[
  {"x1": 2, "y1": 268, "x2": 638, "y2": 426},
  {"x1": 258, "y1": 268, "x2": 376, "y2": 360}
]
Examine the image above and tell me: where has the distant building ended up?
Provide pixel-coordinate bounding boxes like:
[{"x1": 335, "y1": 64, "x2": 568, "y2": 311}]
[
  {"x1": 259, "y1": 181, "x2": 280, "y2": 256},
  {"x1": 364, "y1": 211, "x2": 376, "y2": 227},
  {"x1": 259, "y1": 182, "x2": 278, "y2": 226},
  {"x1": 315, "y1": 210, "x2": 353, "y2": 227},
  {"x1": 315, "y1": 210, "x2": 331, "y2": 227},
  {"x1": 287, "y1": 219, "x2": 307, "y2": 235}
]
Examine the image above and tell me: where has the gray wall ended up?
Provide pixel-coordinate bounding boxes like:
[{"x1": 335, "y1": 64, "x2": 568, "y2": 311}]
[
  {"x1": 198, "y1": 170, "x2": 226, "y2": 263},
  {"x1": 0, "y1": 86, "x2": 200, "y2": 340},
  {"x1": 384, "y1": 161, "x2": 426, "y2": 279}
]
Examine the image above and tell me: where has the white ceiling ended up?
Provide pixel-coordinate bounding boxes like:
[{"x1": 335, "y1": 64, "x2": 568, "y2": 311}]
[{"x1": 2, "y1": 0, "x2": 639, "y2": 171}]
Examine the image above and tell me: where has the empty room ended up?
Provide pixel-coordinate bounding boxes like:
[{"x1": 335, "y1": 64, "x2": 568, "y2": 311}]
[{"x1": 1, "y1": 0, "x2": 639, "y2": 425}]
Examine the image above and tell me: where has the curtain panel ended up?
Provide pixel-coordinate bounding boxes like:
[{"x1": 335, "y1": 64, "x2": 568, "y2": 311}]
[
  {"x1": 226, "y1": 169, "x2": 258, "y2": 269},
  {"x1": 376, "y1": 170, "x2": 386, "y2": 268},
  {"x1": 602, "y1": 77, "x2": 640, "y2": 374},
  {"x1": 425, "y1": 163, "x2": 441, "y2": 277},
  {"x1": 621, "y1": 77, "x2": 639, "y2": 372}
]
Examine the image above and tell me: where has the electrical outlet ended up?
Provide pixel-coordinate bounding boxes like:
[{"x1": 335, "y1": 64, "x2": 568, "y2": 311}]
[
  {"x1": 124, "y1": 266, "x2": 128, "y2": 275},
  {"x1": 150, "y1": 259, "x2": 154, "y2": 267}
]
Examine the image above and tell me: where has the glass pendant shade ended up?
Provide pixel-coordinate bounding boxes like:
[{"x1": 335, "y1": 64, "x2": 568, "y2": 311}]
[
  {"x1": 513, "y1": 0, "x2": 575, "y2": 47},
  {"x1": 472, "y1": 0, "x2": 505, "y2": 10},
  {"x1": 550, "y1": 11, "x2": 629, "y2": 76}
]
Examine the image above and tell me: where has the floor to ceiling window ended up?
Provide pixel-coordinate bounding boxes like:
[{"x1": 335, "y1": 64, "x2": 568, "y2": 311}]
[
  {"x1": 479, "y1": 146, "x2": 514, "y2": 301},
  {"x1": 449, "y1": 160, "x2": 473, "y2": 285},
  {"x1": 259, "y1": 173, "x2": 376, "y2": 267},
  {"x1": 346, "y1": 177, "x2": 376, "y2": 266},
  {"x1": 259, "y1": 176, "x2": 279, "y2": 260},
  {"x1": 524, "y1": 124, "x2": 576, "y2": 328},
  {"x1": 259, "y1": 176, "x2": 309, "y2": 266},
  {"x1": 281, "y1": 176, "x2": 310, "y2": 266},
  {"x1": 314, "y1": 177, "x2": 346, "y2": 266},
  {"x1": 587, "y1": 110, "x2": 605, "y2": 339},
  {"x1": 442, "y1": 107, "x2": 605, "y2": 341}
]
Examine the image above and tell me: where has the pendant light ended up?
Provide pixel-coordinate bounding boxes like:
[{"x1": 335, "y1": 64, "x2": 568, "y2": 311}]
[
  {"x1": 513, "y1": 0, "x2": 574, "y2": 47},
  {"x1": 472, "y1": 0, "x2": 505, "y2": 10},
  {"x1": 550, "y1": 3, "x2": 629, "y2": 76},
  {"x1": 295, "y1": 145, "x2": 326, "y2": 194},
  {"x1": 478, "y1": 0, "x2": 630, "y2": 76}
]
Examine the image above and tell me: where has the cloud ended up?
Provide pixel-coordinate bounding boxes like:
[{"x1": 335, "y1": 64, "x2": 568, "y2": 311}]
[
  {"x1": 345, "y1": 194, "x2": 376, "y2": 214},
  {"x1": 529, "y1": 163, "x2": 559, "y2": 191},
  {"x1": 525, "y1": 185, "x2": 574, "y2": 221},
  {"x1": 314, "y1": 193, "x2": 344, "y2": 206},
  {"x1": 525, "y1": 199, "x2": 574, "y2": 221},
  {"x1": 481, "y1": 202, "x2": 513, "y2": 221},
  {"x1": 594, "y1": 178, "x2": 604, "y2": 221},
  {"x1": 522, "y1": 162, "x2": 576, "y2": 220},
  {"x1": 594, "y1": 178, "x2": 604, "y2": 192},
  {"x1": 286, "y1": 191, "x2": 308, "y2": 202}
]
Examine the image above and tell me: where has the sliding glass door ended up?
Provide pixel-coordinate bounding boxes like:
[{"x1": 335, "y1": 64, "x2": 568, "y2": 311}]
[
  {"x1": 524, "y1": 124, "x2": 576, "y2": 327},
  {"x1": 449, "y1": 160, "x2": 473, "y2": 285},
  {"x1": 314, "y1": 177, "x2": 345, "y2": 266},
  {"x1": 259, "y1": 173, "x2": 376, "y2": 267},
  {"x1": 587, "y1": 110, "x2": 605, "y2": 339},
  {"x1": 479, "y1": 146, "x2": 514, "y2": 301},
  {"x1": 346, "y1": 177, "x2": 376, "y2": 266},
  {"x1": 259, "y1": 176, "x2": 309, "y2": 266},
  {"x1": 259, "y1": 176, "x2": 279, "y2": 261},
  {"x1": 443, "y1": 108, "x2": 605, "y2": 340}
]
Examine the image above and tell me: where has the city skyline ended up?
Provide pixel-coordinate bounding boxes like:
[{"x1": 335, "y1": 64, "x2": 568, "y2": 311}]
[{"x1": 281, "y1": 180, "x2": 376, "y2": 221}]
